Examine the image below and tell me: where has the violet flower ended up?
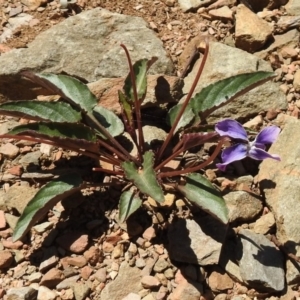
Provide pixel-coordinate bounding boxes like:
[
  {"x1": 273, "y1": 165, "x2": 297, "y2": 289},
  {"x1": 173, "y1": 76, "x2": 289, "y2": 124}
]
[{"x1": 215, "y1": 119, "x2": 280, "y2": 171}]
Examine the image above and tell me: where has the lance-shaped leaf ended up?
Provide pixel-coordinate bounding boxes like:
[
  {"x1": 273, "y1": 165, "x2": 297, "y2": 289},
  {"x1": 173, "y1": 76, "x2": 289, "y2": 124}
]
[
  {"x1": 0, "y1": 101, "x2": 81, "y2": 123},
  {"x1": 167, "y1": 103, "x2": 195, "y2": 133},
  {"x1": 7, "y1": 122, "x2": 97, "y2": 142},
  {"x1": 119, "y1": 190, "x2": 142, "y2": 223},
  {"x1": 190, "y1": 71, "x2": 275, "y2": 120},
  {"x1": 22, "y1": 72, "x2": 97, "y2": 114},
  {"x1": 122, "y1": 151, "x2": 164, "y2": 203},
  {"x1": 177, "y1": 173, "x2": 228, "y2": 224},
  {"x1": 123, "y1": 57, "x2": 157, "y2": 102},
  {"x1": 119, "y1": 90, "x2": 133, "y2": 127},
  {"x1": 93, "y1": 106, "x2": 124, "y2": 138},
  {"x1": 13, "y1": 173, "x2": 83, "y2": 241}
]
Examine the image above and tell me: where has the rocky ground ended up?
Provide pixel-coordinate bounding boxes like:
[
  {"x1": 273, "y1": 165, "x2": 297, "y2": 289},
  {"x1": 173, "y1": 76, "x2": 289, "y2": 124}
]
[{"x1": 0, "y1": 0, "x2": 300, "y2": 300}]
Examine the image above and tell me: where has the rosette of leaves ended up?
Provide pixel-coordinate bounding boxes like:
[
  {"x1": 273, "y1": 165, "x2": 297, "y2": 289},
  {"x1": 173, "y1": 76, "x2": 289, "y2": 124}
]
[{"x1": 0, "y1": 44, "x2": 275, "y2": 242}]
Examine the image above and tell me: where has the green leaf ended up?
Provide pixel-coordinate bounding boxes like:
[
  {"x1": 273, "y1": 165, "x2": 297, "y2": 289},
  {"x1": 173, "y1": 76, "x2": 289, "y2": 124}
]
[
  {"x1": 118, "y1": 90, "x2": 133, "y2": 126},
  {"x1": 190, "y1": 71, "x2": 275, "y2": 120},
  {"x1": 167, "y1": 103, "x2": 195, "y2": 133},
  {"x1": 22, "y1": 72, "x2": 97, "y2": 113},
  {"x1": 0, "y1": 101, "x2": 81, "y2": 123},
  {"x1": 13, "y1": 173, "x2": 83, "y2": 241},
  {"x1": 93, "y1": 106, "x2": 124, "y2": 138},
  {"x1": 8, "y1": 122, "x2": 97, "y2": 142},
  {"x1": 119, "y1": 190, "x2": 142, "y2": 223},
  {"x1": 122, "y1": 151, "x2": 164, "y2": 203},
  {"x1": 124, "y1": 57, "x2": 157, "y2": 102},
  {"x1": 177, "y1": 173, "x2": 228, "y2": 223}
]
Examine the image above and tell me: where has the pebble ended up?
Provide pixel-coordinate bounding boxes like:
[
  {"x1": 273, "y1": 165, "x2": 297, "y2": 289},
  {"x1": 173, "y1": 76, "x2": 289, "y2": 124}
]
[
  {"x1": 83, "y1": 246, "x2": 102, "y2": 265},
  {"x1": 64, "y1": 256, "x2": 87, "y2": 267},
  {"x1": 112, "y1": 243, "x2": 124, "y2": 259},
  {"x1": 142, "y1": 227, "x2": 156, "y2": 241},
  {"x1": 141, "y1": 275, "x2": 161, "y2": 289},
  {"x1": 56, "y1": 232, "x2": 89, "y2": 254},
  {"x1": 0, "y1": 210, "x2": 6, "y2": 229},
  {"x1": 0, "y1": 143, "x2": 19, "y2": 158},
  {"x1": 6, "y1": 287, "x2": 37, "y2": 300},
  {"x1": 153, "y1": 258, "x2": 169, "y2": 273},
  {"x1": 72, "y1": 283, "x2": 91, "y2": 300},
  {"x1": 39, "y1": 254, "x2": 58, "y2": 273},
  {"x1": 0, "y1": 250, "x2": 13, "y2": 268},
  {"x1": 56, "y1": 275, "x2": 80, "y2": 290},
  {"x1": 94, "y1": 268, "x2": 107, "y2": 283},
  {"x1": 122, "y1": 293, "x2": 141, "y2": 300},
  {"x1": 33, "y1": 222, "x2": 53, "y2": 233},
  {"x1": 128, "y1": 242, "x2": 138, "y2": 255},
  {"x1": 135, "y1": 258, "x2": 146, "y2": 268},
  {"x1": 27, "y1": 272, "x2": 43, "y2": 283},
  {"x1": 37, "y1": 286, "x2": 57, "y2": 300},
  {"x1": 40, "y1": 268, "x2": 64, "y2": 288},
  {"x1": 81, "y1": 265, "x2": 93, "y2": 280},
  {"x1": 2, "y1": 237, "x2": 23, "y2": 250}
]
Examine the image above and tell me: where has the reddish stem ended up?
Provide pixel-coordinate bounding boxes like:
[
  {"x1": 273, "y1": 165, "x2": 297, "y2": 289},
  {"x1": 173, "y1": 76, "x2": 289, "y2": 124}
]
[{"x1": 92, "y1": 167, "x2": 124, "y2": 176}]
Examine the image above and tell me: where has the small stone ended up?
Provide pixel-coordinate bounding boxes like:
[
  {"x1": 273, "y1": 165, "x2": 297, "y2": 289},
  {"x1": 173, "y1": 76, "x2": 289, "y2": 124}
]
[
  {"x1": 208, "y1": 268, "x2": 234, "y2": 292},
  {"x1": 56, "y1": 232, "x2": 89, "y2": 254},
  {"x1": 128, "y1": 242, "x2": 138, "y2": 255},
  {"x1": 2, "y1": 237, "x2": 23, "y2": 249},
  {"x1": 21, "y1": 0, "x2": 47, "y2": 10},
  {"x1": 0, "y1": 143, "x2": 19, "y2": 158},
  {"x1": 141, "y1": 275, "x2": 161, "y2": 289},
  {"x1": 56, "y1": 275, "x2": 80, "y2": 290},
  {"x1": 33, "y1": 222, "x2": 53, "y2": 233},
  {"x1": 122, "y1": 293, "x2": 141, "y2": 300},
  {"x1": 110, "y1": 270, "x2": 118, "y2": 280},
  {"x1": 135, "y1": 258, "x2": 146, "y2": 268},
  {"x1": 27, "y1": 272, "x2": 43, "y2": 283},
  {"x1": 65, "y1": 256, "x2": 87, "y2": 267},
  {"x1": 112, "y1": 243, "x2": 124, "y2": 259},
  {"x1": 0, "y1": 250, "x2": 13, "y2": 268},
  {"x1": 0, "y1": 210, "x2": 6, "y2": 229},
  {"x1": 253, "y1": 212, "x2": 276, "y2": 234},
  {"x1": 281, "y1": 46, "x2": 298, "y2": 58},
  {"x1": 40, "y1": 268, "x2": 64, "y2": 288},
  {"x1": 81, "y1": 266, "x2": 93, "y2": 280},
  {"x1": 8, "y1": 165, "x2": 23, "y2": 176},
  {"x1": 60, "y1": 288, "x2": 74, "y2": 300},
  {"x1": 208, "y1": 6, "x2": 233, "y2": 21},
  {"x1": 156, "y1": 273, "x2": 168, "y2": 286},
  {"x1": 83, "y1": 246, "x2": 102, "y2": 265},
  {"x1": 164, "y1": 268, "x2": 174, "y2": 279},
  {"x1": 171, "y1": 280, "x2": 203, "y2": 300},
  {"x1": 72, "y1": 283, "x2": 91, "y2": 300},
  {"x1": 153, "y1": 258, "x2": 169, "y2": 273},
  {"x1": 94, "y1": 268, "x2": 107, "y2": 283},
  {"x1": 293, "y1": 69, "x2": 300, "y2": 92},
  {"x1": 7, "y1": 287, "x2": 37, "y2": 300},
  {"x1": 37, "y1": 286, "x2": 57, "y2": 300},
  {"x1": 103, "y1": 241, "x2": 114, "y2": 253},
  {"x1": 143, "y1": 227, "x2": 156, "y2": 241},
  {"x1": 39, "y1": 255, "x2": 58, "y2": 273}
]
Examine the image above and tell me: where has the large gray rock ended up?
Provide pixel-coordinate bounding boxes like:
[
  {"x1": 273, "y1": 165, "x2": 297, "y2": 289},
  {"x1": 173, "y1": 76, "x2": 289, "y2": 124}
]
[
  {"x1": 183, "y1": 42, "x2": 287, "y2": 122},
  {"x1": 0, "y1": 8, "x2": 174, "y2": 102},
  {"x1": 100, "y1": 262, "x2": 142, "y2": 300},
  {"x1": 168, "y1": 217, "x2": 227, "y2": 265},
  {"x1": 237, "y1": 229, "x2": 285, "y2": 292},
  {"x1": 258, "y1": 116, "x2": 300, "y2": 283}
]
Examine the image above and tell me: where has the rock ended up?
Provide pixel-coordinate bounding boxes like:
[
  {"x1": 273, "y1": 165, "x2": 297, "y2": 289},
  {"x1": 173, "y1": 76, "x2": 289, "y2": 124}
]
[
  {"x1": 27, "y1": 272, "x2": 42, "y2": 283},
  {"x1": 168, "y1": 217, "x2": 227, "y2": 265},
  {"x1": 170, "y1": 280, "x2": 203, "y2": 300},
  {"x1": 18, "y1": 150, "x2": 41, "y2": 167},
  {"x1": 285, "y1": 0, "x2": 300, "y2": 15},
  {"x1": 37, "y1": 286, "x2": 57, "y2": 300},
  {"x1": 2, "y1": 237, "x2": 23, "y2": 249},
  {"x1": 21, "y1": 0, "x2": 47, "y2": 10},
  {"x1": 153, "y1": 258, "x2": 169, "y2": 273},
  {"x1": 142, "y1": 227, "x2": 156, "y2": 241},
  {"x1": 112, "y1": 243, "x2": 124, "y2": 259},
  {"x1": 100, "y1": 262, "x2": 142, "y2": 300},
  {"x1": 2, "y1": 184, "x2": 37, "y2": 214},
  {"x1": 0, "y1": 210, "x2": 6, "y2": 229},
  {"x1": 141, "y1": 275, "x2": 161, "y2": 289},
  {"x1": 178, "y1": 0, "x2": 215, "y2": 12},
  {"x1": 183, "y1": 42, "x2": 286, "y2": 122},
  {"x1": 208, "y1": 6, "x2": 233, "y2": 21},
  {"x1": 224, "y1": 191, "x2": 263, "y2": 222},
  {"x1": 56, "y1": 232, "x2": 89, "y2": 254},
  {"x1": 56, "y1": 275, "x2": 80, "y2": 290},
  {"x1": 72, "y1": 283, "x2": 91, "y2": 300},
  {"x1": 33, "y1": 221, "x2": 53, "y2": 234},
  {"x1": 40, "y1": 268, "x2": 64, "y2": 288},
  {"x1": 0, "y1": 8, "x2": 173, "y2": 103},
  {"x1": 64, "y1": 256, "x2": 87, "y2": 267},
  {"x1": 135, "y1": 258, "x2": 146, "y2": 269},
  {"x1": 293, "y1": 69, "x2": 300, "y2": 92},
  {"x1": 207, "y1": 0, "x2": 237, "y2": 10},
  {"x1": 0, "y1": 143, "x2": 19, "y2": 158},
  {"x1": 88, "y1": 75, "x2": 183, "y2": 115},
  {"x1": 39, "y1": 247, "x2": 59, "y2": 273},
  {"x1": 95, "y1": 268, "x2": 107, "y2": 283},
  {"x1": 207, "y1": 267, "x2": 234, "y2": 292},
  {"x1": 122, "y1": 293, "x2": 141, "y2": 300},
  {"x1": 80, "y1": 265, "x2": 93, "y2": 280},
  {"x1": 0, "y1": 250, "x2": 13, "y2": 268},
  {"x1": 237, "y1": 229, "x2": 285, "y2": 292},
  {"x1": 141, "y1": 255, "x2": 159, "y2": 276},
  {"x1": 280, "y1": 46, "x2": 299, "y2": 58},
  {"x1": 277, "y1": 16, "x2": 300, "y2": 33},
  {"x1": 235, "y1": 4, "x2": 273, "y2": 53},
  {"x1": 7, "y1": 287, "x2": 37, "y2": 300},
  {"x1": 246, "y1": 0, "x2": 288, "y2": 11},
  {"x1": 83, "y1": 245, "x2": 102, "y2": 265},
  {"x1": 253, "y1": 212, "x2": 275, "y2": 234},
  {"x1": 255, "y1": 29, "x2": 300, "y2": 59}
]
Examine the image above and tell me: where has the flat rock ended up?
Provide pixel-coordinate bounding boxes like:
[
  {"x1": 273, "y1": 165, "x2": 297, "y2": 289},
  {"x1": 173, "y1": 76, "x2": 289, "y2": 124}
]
[
  {"x1": 224, "y1": 191, "x2": 263, "y2": 222},
  {"x1": 0, "y1": 8, "x2": 173, "y2": 103},
  {"x1": 207, "y1": 266, "x2": 234, "y2": 292},
  {"x1": 235, "y1": 4, "x2": 273, "y2": 53},
  {"x1": 72, "y1": 283, "x2": 91, "y2": 300},
  {"x1": 100, "y1": 262, "x2": 142, "y2": 300},
  {"x1": 168, "y1": 216, "x2": 227, "y2": 265},
  {"x1": 237, "y1": 229, "x2": 285, "y2": 292},
  {"x1": 276, "y1": 15, "x2": 300, "y2": 33},
  {"x1": 183, "y1": 42, "x2": 286, "y2": 122},
  {"x1": 40, "y1": 268, "x2": 64, "y2": 288},
  {"x1": 208, "y1": 6, "x2": 233, "y2": 21},
  {"x1": 285, "y1": 0, "x2": 300, "y2": 15},
  {"x1": 0, "y1": 143, "x2": 19, "y2": 158},
  {"x1": 56, "y1": 232, "x2": 89, "y2": 254},
  {"x1": 7, "y1": 287, "x2": 37, "y2": 300},
  {"x1": 170, "y1": 280, "x2": 203, "y2": 300},
  {"x1": 178, "y1": 0, "x2": 215, "y2": 12},
  {"x1": 37, "y1": 286, "x2": 57, "y2": 300},
  {"x1": 0, "y1": 250, "x2": 13, "y2": 268},
  {"x1": 253, "y1": 212, "x2": 276, "y2": 234}
]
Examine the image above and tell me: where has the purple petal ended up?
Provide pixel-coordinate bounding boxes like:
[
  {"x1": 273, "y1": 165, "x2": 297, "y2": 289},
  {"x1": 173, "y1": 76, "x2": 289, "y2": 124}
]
[
  {"x1": 254, "y1": 126, "x2": 280, "y2": 145},
  {"x1": 215, "y1": 119, "x2": 248, "y2": 141},
  {"x1": 248, "y1": 147, "x2": 281, "y2": 161},
  {"x1": 216, "y1": 143, "x2": 248, "y2": 171}
]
